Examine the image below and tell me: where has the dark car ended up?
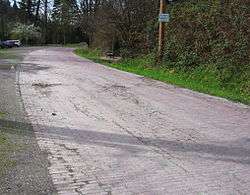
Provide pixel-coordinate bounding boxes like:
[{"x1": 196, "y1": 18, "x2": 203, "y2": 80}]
[
  {"x1": 1, "y1": 40, "x2": 21, "y2": 48},
  {"x1": 2, "y1": 40, "x2": 16, "y2": 48}
]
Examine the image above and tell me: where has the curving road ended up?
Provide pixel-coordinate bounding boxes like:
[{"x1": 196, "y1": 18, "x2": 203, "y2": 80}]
[{"x1": 20, "y1": 47, "x2": 250, "y2": 195}]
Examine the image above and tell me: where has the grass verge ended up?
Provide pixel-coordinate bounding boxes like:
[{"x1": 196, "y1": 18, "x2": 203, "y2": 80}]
[
  {"x1": 0, "y1": 112, "x2": 22, "y2": 175},
  {"x1": 0, "y1": 49, "x2": 15, "y2": 59},
  {"x1": 74, "y1": 48, "x2": 250, "y2": 105},
  {"x1": 0, "y1": 130, "x2": 17, "y2": 175},
  {"x1": 64, "y1": 43, "x2": 88, "y2": 48},
  {"x1": 0, "y1": 49, "x2": 8, "y2": 58},
  {"x1": 0, "y1": 112, "x2": 6, "y2": 118}
]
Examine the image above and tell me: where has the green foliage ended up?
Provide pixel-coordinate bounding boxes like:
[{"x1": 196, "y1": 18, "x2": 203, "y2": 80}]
[
  {"x1": 10, "y1": 23, "x2": 41, "y2": 44},
  {"x1": 163, "y1": 0, "x2": 249, "y2": 96},
  {"x1": 0, "y1": 0, "x2": 13, "y2": 40},
  {"x1": 75, "y1": 48, "x2": 101, "y2": 60},
  {"x1": 51, "y1": 0, "x2": 79, "y2": 44}
]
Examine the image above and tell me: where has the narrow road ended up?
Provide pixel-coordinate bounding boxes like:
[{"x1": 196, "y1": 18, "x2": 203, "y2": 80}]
[{"x1": 20, "y1": 47, "x2": 250, "y2": 195}]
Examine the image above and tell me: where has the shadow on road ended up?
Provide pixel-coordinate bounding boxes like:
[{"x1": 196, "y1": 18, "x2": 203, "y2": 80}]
[{"x1": 1, "y1": 118, "x2": 250, "y2": 166}]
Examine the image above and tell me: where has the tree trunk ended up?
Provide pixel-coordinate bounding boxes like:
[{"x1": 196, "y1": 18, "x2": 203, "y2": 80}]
[
  {"x1": 43, "y1": 0, "x2": 48, "y2": 44},
  {"x1": 35, "y1": 0, "x2": 41, "y2": 23}
]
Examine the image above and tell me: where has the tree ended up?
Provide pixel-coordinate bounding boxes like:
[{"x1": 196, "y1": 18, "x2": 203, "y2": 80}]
[
  {"x1": 51, "y1": 0, "x2": 79, "y2": 44},
  {"x1": 0, "y1": 0, "x2": 12, "y2": 40},
  {"x1": 78, "y1": 0, "x2": 102, "y2": 46},
  {"x1": 19, "y1": 0, "x2": 36, "y2": 23},
  {"x1": 90, "y1": 0, "x2": 158, "y2": 55},
  {"x1": 11, "y1": 23, "x2": 41, "y2": 44}
]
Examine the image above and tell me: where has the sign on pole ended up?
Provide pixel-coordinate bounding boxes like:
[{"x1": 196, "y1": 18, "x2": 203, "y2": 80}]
[
  {"x1": 157, "y1": 0, "x2": 167, "y2": 63},
  {"x1": 159, "y1": 13, "x2": 170, "y2": 23}
]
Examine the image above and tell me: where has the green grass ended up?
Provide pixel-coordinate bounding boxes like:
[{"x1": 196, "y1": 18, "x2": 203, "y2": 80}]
[
  {"x1": 75, "y1": 48, "x2": 249, "y2": 105},
  {"x1": 75, "y1": 48, "x2": 101, "y2": 59},
  {"x1": 0, "y1": 112, "x2": 6, "y2": 119},
  {"x1": 0, "y1": 49, "x2": 6, "y2": 58},
  {"x1": 0, "y1": 49, "x2": 15, "y2": 59},
  {"x1": 0, "y1": 131, "x2": 17, "y2": 175},
  {"x1": 0, "y1": 51, "x2": 15, "y2": 174},
  {"x1": 64, "y1": 43, "x2": 88, "y2": 48},
  {"x1": 0, "y1": 111, "x2": 22, "y2": 175}
]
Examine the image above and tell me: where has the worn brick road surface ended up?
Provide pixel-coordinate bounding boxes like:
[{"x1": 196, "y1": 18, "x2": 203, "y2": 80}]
[{"x1": 19, "y1": 47, "x2": 250, "y2": 195}]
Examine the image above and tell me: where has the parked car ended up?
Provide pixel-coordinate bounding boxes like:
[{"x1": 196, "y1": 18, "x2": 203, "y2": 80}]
[
  {"x1": 2, "y1": 40, "x2": 15, "y2": 48},
  {"x1": 13, "y1": 40, "x2": 21, "y2": 47},
  {"x1": 0, "y1": 40, "x2": 21, "y2": 48}
]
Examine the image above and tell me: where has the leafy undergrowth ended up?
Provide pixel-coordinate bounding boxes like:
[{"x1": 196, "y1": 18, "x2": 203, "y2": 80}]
[{"x1": 75, "y1": 48, "x2": 250, "y2": 105}]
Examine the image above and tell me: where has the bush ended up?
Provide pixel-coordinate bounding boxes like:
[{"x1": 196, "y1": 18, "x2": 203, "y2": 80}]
[
  {"x1": 11, "y1": 23, "x2": 42, "y2": 45},
  {"x1": 163, "y1": 0, "x2": 249, "y2": 95}
]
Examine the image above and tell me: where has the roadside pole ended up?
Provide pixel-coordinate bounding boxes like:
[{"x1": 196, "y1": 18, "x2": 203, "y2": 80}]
[{"x1": 157, "y1": 0, "x2": 167, "y2": 63}]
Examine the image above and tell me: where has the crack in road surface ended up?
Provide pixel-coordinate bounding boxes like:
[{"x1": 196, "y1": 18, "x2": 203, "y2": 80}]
[{"x1": 19, "y1": 47, "x2": 250, "y2": 195}]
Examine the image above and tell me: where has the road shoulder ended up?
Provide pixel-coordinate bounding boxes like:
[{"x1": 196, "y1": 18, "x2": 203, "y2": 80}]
[{"x1": 0, "y1": 48, "x2": 56, "y2": 194}]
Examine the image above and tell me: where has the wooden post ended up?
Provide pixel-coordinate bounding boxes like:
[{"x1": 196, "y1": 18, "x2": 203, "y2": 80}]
[{"x1": 157, "y1": 0, "x2": 167, "y2": 63}]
